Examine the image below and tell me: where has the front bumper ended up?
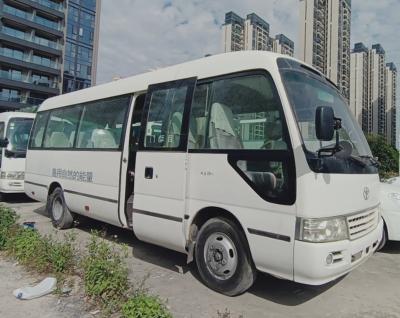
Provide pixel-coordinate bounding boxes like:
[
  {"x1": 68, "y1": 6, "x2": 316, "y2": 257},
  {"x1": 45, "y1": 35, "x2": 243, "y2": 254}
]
[
  {"x1": 0, "y1": 179, "x2": 25, "y2": 193},
  {"x1": 293, "y1": 218, "x2": 383, "y2": 285}
]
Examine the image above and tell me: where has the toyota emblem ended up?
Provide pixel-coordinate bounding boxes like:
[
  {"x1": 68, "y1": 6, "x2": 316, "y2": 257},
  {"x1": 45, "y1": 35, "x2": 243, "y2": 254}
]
[{"x1": 363, "y1": 187, "x2": 370, "y2": 200}]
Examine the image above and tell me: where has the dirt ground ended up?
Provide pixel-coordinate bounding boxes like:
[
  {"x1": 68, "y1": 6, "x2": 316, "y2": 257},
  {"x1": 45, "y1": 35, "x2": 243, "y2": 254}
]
[{"x1": 1, "y1": 194, "x2": 400, "y2": 318}]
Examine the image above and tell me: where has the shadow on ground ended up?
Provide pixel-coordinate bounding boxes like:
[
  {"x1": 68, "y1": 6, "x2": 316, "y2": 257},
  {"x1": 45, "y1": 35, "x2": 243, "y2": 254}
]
[
  {"x1": 379, "y1": 241, "x2": 400, "y2": 254},
  {"x1": 28, "y1": 208, "x2": 390, "y2": 306},
  {"x1": 1, "y1": 193, "x2": 35, "y2": 204}
]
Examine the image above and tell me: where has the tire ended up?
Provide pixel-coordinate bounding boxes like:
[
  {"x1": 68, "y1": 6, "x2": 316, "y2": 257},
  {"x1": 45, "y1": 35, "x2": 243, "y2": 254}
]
[
  {"x1": 377, "y1": 222, "x2": 388, "y2": 251},
  {"x1": 0, "y1": 192, "x2": 4, "y2": 202},
  {"x1": 195, "y1": 217, "x2": 256, "y2": 296},
  {"x1": 47, "y1": 187, "x2": 74, "y2": 229}
]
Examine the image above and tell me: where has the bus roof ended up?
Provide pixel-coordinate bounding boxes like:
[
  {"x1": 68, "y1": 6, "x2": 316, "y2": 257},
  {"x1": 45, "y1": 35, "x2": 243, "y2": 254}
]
[
  {"x1": 39, "y1": 51, "x2": 319, "y2": 112},
  {"x1": 0, "y1": 112, "x2": 36, "y2": 121}
]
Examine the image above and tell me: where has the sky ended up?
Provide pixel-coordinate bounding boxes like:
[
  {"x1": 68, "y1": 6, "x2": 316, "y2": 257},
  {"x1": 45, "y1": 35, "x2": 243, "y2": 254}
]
[{"x1": 96, "y1": 0, "x2": 400, "y2": 143}]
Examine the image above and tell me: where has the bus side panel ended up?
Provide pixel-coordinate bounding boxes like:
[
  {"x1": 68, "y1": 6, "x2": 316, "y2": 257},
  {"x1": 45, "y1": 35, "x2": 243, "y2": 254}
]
[
  {"x1": 25, "y1": 150, "x2": 122, "y2": 226},
  {"x1": 132, "y1": 151, "x2": 187, "y2": 253},
  {"x1": 186, "y1": 153, "x2": 296, "y2": 280}
]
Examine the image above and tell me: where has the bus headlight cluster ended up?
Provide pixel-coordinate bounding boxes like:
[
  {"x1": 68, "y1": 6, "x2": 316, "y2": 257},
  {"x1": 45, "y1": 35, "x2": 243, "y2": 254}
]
[
  {"x1": 297, "y1": 217, "x2": 349, "y2": 243},
  {"x1": 0, "y1": 171, "x2": 25, "y2": 180}
]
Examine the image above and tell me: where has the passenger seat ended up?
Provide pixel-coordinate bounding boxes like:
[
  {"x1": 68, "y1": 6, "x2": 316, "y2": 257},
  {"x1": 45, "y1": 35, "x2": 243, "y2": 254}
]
[
  {"x1": 91, "y1": 129, "x2": 117, "y2": 148},
  {"x1": 209, "y1": 103, "x2": 243, "y2": 149}
]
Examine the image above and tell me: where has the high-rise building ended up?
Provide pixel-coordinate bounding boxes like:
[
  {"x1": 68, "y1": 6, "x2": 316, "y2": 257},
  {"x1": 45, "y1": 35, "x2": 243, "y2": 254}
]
[
  {"x1": 0, "y1": 0, "x2": 67, "y2": 110},
  {"x1": 271, "y1": 34, "x2": 295, "y2": 57},
  {"x1": 349, "y1": 43, "x2": 397, "y2": 146},
  {"x1": 243, "y1": 13, "x2": 269, "y2": 51},
  {"x1": 63, "y1": 0, "x2": 100, "y2": 93},
  {"x1": 222, "y1": 11, "x2": 294, "y2": 57},
  {"x1": 0, "y1": 0, "x2": 100, "y2": 111},
  {"x1": 222, "y1": 11, "x2": 244, "y2": 53},
  {"x1": 349, "y1": 43, "x2": 368, "y2": 129},
  {"x1": 368, "y1": 44, "x2": 387, "y2": 137},
  {"x1": 299, "y1": 0, "x2": 351, "y2": 100},
  {"x1": 386, "y1": 62, "x2": 397, "y2": 147}
]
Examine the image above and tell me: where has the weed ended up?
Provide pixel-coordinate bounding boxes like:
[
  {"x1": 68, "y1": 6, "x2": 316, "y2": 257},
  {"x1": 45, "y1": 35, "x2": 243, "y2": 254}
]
[
  {"x1": 121, "y1": 293, "x2": 172, "y2": 318},
  {"x1": 81, "y1": 232, "x2": 129, "y2": 312},
  {"x1": 216, "y1": 309, "x2": 243, "y2": 318},
  {"x1": 6, "y1": 228, "x2": 76, "y2": 274},
  {"x1": 0, "y1": 205, "x2": 18, "y2": 249}
]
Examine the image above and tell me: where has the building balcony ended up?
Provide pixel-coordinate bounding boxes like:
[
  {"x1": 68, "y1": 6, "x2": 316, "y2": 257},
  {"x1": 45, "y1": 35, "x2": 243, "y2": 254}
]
[
  {"x1": 0, "y1": 29, "x2": 62, "y2": 56},
  {"x1": 0, "y1": 49, "x2": 61, "y2": 76},
  {"x1": 11, "y1": 0, "x2": 65, "y2": 18},
  {"x1": 2, "y1": 5, "x2": 64, "y2": 37},
  {"x1": 0, "y1": 70, "x2": 59, "y2": 94},
  {"x1": 0, "y1": 93, "x2": 45, "y2": 109}
]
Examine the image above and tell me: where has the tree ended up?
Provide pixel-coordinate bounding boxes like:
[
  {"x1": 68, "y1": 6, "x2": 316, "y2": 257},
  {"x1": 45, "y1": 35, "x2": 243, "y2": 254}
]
[{"x1": 366, "y1": 134, "x2": 399, "y2": 179}]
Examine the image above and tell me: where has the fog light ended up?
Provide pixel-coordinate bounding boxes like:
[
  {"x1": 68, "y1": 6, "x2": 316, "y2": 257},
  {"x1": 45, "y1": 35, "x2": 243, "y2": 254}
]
[{"x1": 326, "y1": 253, "x2": 334, "y2": 265}]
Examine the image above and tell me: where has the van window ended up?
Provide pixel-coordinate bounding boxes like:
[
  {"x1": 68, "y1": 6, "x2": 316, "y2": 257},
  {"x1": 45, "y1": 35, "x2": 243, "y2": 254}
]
[
  {"x1": 43, "y1": 107, "x2": 82, "y2": 148},
  {"x1": 144, "y1": 86, "x2": 188, "y2": 149},
  {"x1": 189, "y1": 74, "x2": 287, "y2": 150},
  {"x1": 30, "y1": 112, "x2": 49, "y2": 148},
  {"x1": 76, "y1": 96, "x2": 130, "y2": 149}
]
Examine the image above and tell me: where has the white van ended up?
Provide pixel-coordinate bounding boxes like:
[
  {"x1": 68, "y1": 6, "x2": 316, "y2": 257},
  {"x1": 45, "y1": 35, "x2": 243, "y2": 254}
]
[
  {"x1": 25, "y1": 52, "x2": 383, "y2": 295},
  {"x1": 0, "y1": 112, "x2": 35, "y2": 200}
]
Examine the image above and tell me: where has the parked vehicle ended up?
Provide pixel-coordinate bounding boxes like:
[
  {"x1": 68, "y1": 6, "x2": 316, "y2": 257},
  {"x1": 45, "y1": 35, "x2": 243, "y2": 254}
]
[
  {"x1": 25, "y1": 51, "x2": 383, "y2": 296},
  {"x1": 0, "y1": 112, "x2": 35, "y2": 200},
  {"x1": 378, "y1": 180, "x2": 400, "y2": 248}
]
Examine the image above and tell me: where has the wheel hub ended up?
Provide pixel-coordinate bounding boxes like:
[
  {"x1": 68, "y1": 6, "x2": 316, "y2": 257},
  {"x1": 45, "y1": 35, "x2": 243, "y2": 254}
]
[
  {"x1": 204, "y1": 232, "x2": 238, "y2": 280},
  {"x1": 52, "y1": 197, "x2": 63, "y2": 221}
]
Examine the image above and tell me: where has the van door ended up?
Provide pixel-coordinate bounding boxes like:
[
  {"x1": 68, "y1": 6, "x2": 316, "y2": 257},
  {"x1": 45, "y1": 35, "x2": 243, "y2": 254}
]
[{"x1": 132, "y1": 77, "x2": 196, "y2": 252}]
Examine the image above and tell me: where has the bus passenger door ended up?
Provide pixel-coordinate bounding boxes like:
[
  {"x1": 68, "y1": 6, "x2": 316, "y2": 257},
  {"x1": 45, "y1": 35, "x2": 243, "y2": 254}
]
[{"x1": 132, "y1": 77, "x2": 196, "y2": 252}]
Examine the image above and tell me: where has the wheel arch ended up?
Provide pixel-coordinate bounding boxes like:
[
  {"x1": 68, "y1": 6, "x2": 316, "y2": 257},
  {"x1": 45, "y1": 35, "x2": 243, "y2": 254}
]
[
  {"x1": 48, "y1": 181, "x2": 62, "y2": 196},
  {"x1": 186, "y1": 206, "x2": 253, "y2": 263}
]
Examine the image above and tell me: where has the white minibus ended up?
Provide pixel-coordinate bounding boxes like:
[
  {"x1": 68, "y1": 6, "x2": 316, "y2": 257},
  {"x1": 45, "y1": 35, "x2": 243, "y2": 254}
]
[
  {"x1": 25, "y1": 52, "x2": 383, "y2": 296},
  {"x1": 0, "y1": 112, "x2": 35, "y2": 200}
]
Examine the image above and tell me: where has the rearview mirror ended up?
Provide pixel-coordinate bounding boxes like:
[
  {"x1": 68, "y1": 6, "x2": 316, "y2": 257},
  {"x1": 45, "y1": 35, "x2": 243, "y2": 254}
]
[
  {"x1": 0, "y1": 138, "x2": 9, "y2": 148},
  {"x1": 315, "y1": 106, "x2": 334, "y2": 141}
]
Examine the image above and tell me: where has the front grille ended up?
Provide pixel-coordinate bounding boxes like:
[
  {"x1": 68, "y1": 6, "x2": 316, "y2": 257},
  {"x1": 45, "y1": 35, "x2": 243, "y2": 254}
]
[{"x1": 347, "y1": 208, "x2": 379, "y2": 240}]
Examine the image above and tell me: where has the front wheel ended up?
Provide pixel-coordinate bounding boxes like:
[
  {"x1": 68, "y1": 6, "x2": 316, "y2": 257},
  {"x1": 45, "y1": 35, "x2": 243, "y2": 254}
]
[
  {"x1": 195, "y1": 218, "x2": 256, "y2": 296},
  {"x1": 48, "y1": 187, "x2": 74, "y2": 229}
]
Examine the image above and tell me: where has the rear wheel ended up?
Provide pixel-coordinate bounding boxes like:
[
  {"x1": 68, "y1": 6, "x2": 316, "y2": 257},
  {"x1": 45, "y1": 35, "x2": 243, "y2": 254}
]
[
  {"x1": 195, "y1": 217, "x2": 256, "y2": 296},
  {"x1": 48, "y1": 187, "x2": 74, "y2": 229}
]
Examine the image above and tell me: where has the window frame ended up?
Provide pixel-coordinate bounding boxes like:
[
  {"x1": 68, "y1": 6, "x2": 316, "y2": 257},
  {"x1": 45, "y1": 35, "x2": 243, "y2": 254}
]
[
  {"x1": 187, "y1": 69, "x2": 296, "y2": 205},
  {"x1": 28, "y1": 94, "x2": 133, "y2": 152},
  {"x1": 139, "y1": 77, "x2": 197, "y2": 152}
]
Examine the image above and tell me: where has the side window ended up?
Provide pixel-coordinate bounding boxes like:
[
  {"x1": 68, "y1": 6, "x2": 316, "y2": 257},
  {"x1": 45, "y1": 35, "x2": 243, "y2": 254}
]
[
  {"x1": 189, "y1": 75, "x2": 288, "y2": 150},
  {"x1": 30, "y1": 112, "x2": 49, "y2": 148},
  {"x1": 43, "y1": 107, "x2": 82, "y2": 148},
  {"x1": 0, "y1": 122, "x2": 5, "y2": 139},
  {"x1": 77, "y1": 95, "x2": 130, "y2": 149},
  {"x1": 144, "y1": 85, "x2": 188, "y2": 149}
]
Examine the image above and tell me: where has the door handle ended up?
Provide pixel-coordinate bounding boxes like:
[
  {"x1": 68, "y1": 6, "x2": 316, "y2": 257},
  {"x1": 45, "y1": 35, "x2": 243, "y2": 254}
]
[{"x1": 145, "y1": 167, "x2": 153, "y2": 179}]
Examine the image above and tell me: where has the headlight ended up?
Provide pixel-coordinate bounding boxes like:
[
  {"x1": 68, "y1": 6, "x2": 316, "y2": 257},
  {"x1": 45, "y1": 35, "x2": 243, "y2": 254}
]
[
  {"x1": 389, "y1": 193, "x2": 400, "y2": 201},
  {"x1": 0, "y1": 171, "x2": 25, "y2": 180},
  {"x1": 297, "y1": 217, "x2": 349, "y2": 243}
]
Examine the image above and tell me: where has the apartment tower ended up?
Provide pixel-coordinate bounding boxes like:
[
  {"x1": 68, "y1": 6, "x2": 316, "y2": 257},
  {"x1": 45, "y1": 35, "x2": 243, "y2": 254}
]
[
  {"x1": 299, "y1": 0, "x2": 351, "y2": 100},
  {"x1": 349, "y1": 43, "x2": 397, "y2": 146},
  {"x1": 385, "y1": 62, "x2": 397, "y2": 147},
  {"x1": 0, "y1": 0, "x2": 100, "y2": 111},
  {"x1": 222, "y1": 11, "x2": 294, "y2": 57}
]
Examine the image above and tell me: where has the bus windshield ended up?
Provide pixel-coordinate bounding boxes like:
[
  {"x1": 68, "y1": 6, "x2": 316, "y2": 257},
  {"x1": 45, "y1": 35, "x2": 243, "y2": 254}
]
[
  {"x1": 6, "y1": 117, "x2": 34, "y2": 158},
  {"x1": 278, "y1": 58, "x2": 377, "y2": 174}
]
